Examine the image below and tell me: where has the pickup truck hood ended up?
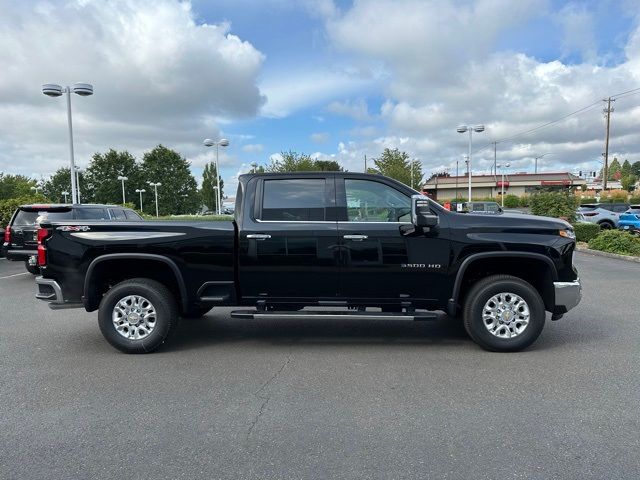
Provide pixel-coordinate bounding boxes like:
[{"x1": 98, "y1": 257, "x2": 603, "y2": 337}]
[{"x1": 454, "y1": 212, "x2": 572, "y2": 232}]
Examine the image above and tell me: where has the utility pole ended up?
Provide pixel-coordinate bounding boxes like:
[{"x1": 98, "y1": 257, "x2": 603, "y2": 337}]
[
  {"x1": 603, "y1": 97, "x2": 614, "y2": 191},
  {"x1": 364, "y1": 154, "x2": 367, "y2": 173},
  {"x1": 493, "y1": 141, "x2": 497, "y2": 176}
]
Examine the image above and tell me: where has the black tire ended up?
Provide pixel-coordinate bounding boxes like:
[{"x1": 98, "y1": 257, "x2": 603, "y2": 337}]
[
  {"x1": 598, "y1": 221, "x2": 614, "y2": 230},
  {"x1": 24, "y1": 260, "x2": 39, "y2": 275},
  {"x1": 98, "y1": 278, "x2": 179, "y2": 354},
  {"x1": 463, "y1": 274, "x2": 545, "y2": 352},
  {"x1": 181, "y1": 306, "x2": 213, "y2": 319}
]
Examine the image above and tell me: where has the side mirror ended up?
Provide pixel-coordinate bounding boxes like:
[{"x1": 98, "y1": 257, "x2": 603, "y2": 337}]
[{"x1": 411, "y1": 194, "x2": 438, "y2": 227}]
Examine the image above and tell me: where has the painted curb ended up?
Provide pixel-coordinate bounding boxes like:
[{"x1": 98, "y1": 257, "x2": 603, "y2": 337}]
[{"x1": 576, "y1": 246, "x2": 640, "y2": 264}]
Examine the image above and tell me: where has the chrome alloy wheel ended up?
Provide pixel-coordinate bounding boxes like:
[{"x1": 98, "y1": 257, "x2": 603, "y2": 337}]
[
  {"x1": 112, "y1": 295, "x2": 157, "y2": 340},
  {"x1": 482, "y1": 292, "x2": 530, "y2": 339}
]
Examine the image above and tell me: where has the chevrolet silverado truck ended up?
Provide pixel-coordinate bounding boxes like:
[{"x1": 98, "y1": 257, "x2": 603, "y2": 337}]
[{"x1": 34, "y1": 172, "x2": 581, "y2": 353}]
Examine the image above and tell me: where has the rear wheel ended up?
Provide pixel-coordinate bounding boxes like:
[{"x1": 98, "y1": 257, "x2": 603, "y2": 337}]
[
  {"x1": 98, "y1": 278, "x2": 179, "y2": 354},
  {"x1": 463, "y1": 275, "x2": 545, "y2": 352},
  {"x1": 598, "y1": 220, "x2": 614, "y2": 229},
  {"x1": 24, "y1": 260, "x2": 39, "y2": 275}
]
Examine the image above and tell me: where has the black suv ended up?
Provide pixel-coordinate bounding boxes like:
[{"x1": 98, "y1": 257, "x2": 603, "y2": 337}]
[{"x1": 3, "y1": 204, "x2": 143, "y2": 274}]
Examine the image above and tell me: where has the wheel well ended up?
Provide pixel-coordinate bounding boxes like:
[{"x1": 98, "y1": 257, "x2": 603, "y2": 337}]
[
  {"x1": 457, "y1": 257, "x2": 555, "y2": 312},
  {"x1": 598, "y1": 219, "x2": 614, "y2": 226},
  {"x1": 84, "y1": 259, "x2": 185, "y2": 312}
]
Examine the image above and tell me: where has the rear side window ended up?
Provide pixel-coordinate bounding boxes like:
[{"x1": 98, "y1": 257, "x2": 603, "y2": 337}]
[
  {"x1": 261, "y1": 179, "x2": 326, "y2": 221},
  {"x1": 109, "y1": 209, "x2": 127, "y2": 220},
  {"x1": 614, "y1": 205, "x2": 629, "y2": 213},
  {"x1": 125, "y1": 209, "x2": 142, "y2": 220},
  {"x1": 75, "y1": 208, "x2": 110, "y2": 220}
]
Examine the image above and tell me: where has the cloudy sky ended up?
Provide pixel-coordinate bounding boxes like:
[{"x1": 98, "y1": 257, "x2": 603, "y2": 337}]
[{"x1": 1, "y1": 0, "x2": 640, "y2": 193}]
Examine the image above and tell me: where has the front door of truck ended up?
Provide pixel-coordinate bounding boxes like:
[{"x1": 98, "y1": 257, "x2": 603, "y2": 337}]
[
  {"x1": 238, "y1": 175, "x2": 340, "y2": 302},
  {"x1": 336, "y1": 177, "x2": 449, "y2": 303}
]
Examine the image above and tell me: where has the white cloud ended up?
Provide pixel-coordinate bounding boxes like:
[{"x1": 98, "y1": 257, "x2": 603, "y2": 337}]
[
  {"x1": 241, "y1": 143, "x2": 264, "y2": 153},
  {"x1": 310, "y1": 132, "x2": 330, "y2": 143},
  {"x1": 326, "y1": 98, "x2": 370, "y2": 120},
  {"x1": 556, "y1": 3, "x2": 598, "y2": 63},
  {"x1": 0, "y1": 0, "x2": 265, "y2": 177}
]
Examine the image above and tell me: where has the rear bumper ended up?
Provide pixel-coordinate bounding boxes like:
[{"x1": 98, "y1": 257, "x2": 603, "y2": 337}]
[
  {"x1": 35, "y1": 276, "x2": 83, "y2": 310},
  {"x1": 4, "y1": 248, "x2": 37, "y2": 261},
  {"x1": 554, "y1": 278, "x2": 582, "y2": 313}
]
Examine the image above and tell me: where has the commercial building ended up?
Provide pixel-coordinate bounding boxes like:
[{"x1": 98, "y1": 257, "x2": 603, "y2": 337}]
[{"x1": 423, "y1": 172, "x2": 586, "y2": 200}]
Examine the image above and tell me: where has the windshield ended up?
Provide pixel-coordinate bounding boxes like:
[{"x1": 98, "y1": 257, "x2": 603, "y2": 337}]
[{"x1": 13, "y1": 209, "x2": 73, "y2": 226}]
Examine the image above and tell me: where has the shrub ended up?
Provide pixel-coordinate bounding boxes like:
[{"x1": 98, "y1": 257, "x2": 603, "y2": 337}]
[
  {"x1": 572, "y1": 222, "x2": 601, "y2": 243},
  {"x1": 600, "y1": 190, "x2": 628, "y2": 203},
  {"x1": 529, "y1": 191, "x2": 578, "y2": 222},
  {"x1": 518, "y1": 195, "x2": 530, "y2": 207},
  {"x1": 629, "y1": 196, "x2": 640, "y2": 205},
  {"x1": 0, "y1": 194, "x2": 48, "y2": 227},
  {"x1": 579, "y1": 196, "x2": 597, "y2": 205},
  {"x1": 588, "y1": 230, "x2": 640, "y2": 256},
  {"x1": 503, "y1": 195, "x2": 520, "y2": 208}
]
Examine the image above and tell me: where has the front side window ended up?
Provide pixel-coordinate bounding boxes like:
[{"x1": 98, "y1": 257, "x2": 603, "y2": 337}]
[
  {"x1": 261, "y1": 179, "x2": 326, "y2": 221},
  {"x1": 345, "y1": 179, "x2": 411, "y2": 222},
  {"x1": 109, "y1": 209, "x2": 127, "y2": 220},
  {"x1": 75, "y1": 208, "x2": 109, "y2": 220}
]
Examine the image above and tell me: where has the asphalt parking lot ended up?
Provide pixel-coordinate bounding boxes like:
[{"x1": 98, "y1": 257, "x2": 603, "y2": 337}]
[{"x1": 1, "y1": 253, "x2": 638, "y2": 480}]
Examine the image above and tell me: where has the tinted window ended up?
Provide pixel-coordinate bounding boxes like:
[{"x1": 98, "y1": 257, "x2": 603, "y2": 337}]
[
  {"x1": 75, "y1": 208, "x2": 110, "y2": 220},
  {"x1": 125, "y1": 209, "x2": 142, "y2": 220},
  {"x1": 614, "y1": 205, "x2": 629, "y2": 213},
  {"x1": 14, "y1": 209, "x2": 72, "y2": 226},
  {"x1": 110, "y1": 209, "x2": 127, "y2": 220},
  {"x1": 345, "y1": 179, "x2": 411, "y2": 222},
  {"x1": 261, "y1": 179, "x2": 326, "y2": 221}
]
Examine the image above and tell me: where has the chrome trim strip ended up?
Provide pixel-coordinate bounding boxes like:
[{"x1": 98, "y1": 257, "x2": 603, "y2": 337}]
[
  {"x1": 35, "y1": 276, "x2": 63, "y2": 302},
  {"x1": 70, "y1": 231, "x2": 186, "y2": 241}
]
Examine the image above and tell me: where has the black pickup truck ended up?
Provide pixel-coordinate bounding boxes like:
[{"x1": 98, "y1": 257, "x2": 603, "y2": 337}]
[{"x1": 34, "y1": 172, "x2": 581, "y2": 353}]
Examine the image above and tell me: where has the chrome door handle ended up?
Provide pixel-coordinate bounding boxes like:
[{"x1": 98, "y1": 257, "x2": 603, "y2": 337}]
[
  {"x1": 247, "y1": 234, "x2": 271, "y2": 240},
  {"x1": 343, "y1": 234, "x2": 368, "y2": 241}
]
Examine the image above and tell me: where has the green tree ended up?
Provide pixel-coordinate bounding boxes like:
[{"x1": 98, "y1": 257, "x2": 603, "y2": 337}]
[
  {"x1": 313, "y1": 160, "x2": 343, "y2": 171},
  {"x1": 141, "y1": 145, "x2": 199, "y2": 215},
  {"x1": 201, "y1": 162, "x2": 224, "y2": 212},
  {"x1": 268, "y1": 151, "x2": 317, "y2": 172},
  {"x1": 608, "y1": 157, "x2": 621, "y2": 180},
  {"x1": 368, "y1": 148, "x2": 423, "y2": 188},
  {"x1": 0, "y1": 173, "x2": 37, "y2": 200},
  {"x1": 84, "y1": 149, "x2": 140, "y2": 205},
  {"x1": 621, "y1": 159, "x2": 632, "y2": 176},
  {"x1": 42, "y1": 167, "x2": 82, "y2": 203},
  {"x1": 631, "y1": 161, "x2": 640, "y2": 177},
  {"x1": 621, "y1": 174, "x2": 637, "y2": 192}
]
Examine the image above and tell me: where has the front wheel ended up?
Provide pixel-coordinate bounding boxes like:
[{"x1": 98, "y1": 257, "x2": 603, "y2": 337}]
[
  {"x1": 98, "y1": 278, "x2": 179, "y2": 354},
  {"x1": 463, "y1": 275, "x2": 545, "y2": 352}
]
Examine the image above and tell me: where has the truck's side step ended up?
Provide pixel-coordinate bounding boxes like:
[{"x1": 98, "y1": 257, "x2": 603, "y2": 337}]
[{"x1": 230, "y1": 310, "x2": 438, "y2": 321}]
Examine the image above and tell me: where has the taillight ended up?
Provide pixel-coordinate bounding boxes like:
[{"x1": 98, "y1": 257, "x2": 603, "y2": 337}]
[
  {"x1": 37, "y1": 228, "x2": 51, "y2": 266},
  {"x1": 3, "y1": 225, "x2": 10, "y2": 243}
]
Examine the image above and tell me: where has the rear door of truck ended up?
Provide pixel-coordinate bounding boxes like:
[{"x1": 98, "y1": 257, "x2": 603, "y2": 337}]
[{"x1": 238, "y1": 174, "x2": 340, "y2": 302}]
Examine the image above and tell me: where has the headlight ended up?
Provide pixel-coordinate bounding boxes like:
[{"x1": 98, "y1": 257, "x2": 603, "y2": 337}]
[{"x1": 559, "y1": 229, "x2": 576, "y2": 239}]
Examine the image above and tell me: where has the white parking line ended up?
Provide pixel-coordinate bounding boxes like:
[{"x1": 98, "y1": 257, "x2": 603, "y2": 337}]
[{"x1": 0, "y1": 272, "x2": 29, "y2": 280}]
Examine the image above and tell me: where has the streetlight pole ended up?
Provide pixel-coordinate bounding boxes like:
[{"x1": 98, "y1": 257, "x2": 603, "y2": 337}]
[
  {"x1": 61, "y1": 191, "x2": 69, "y2": 203},
  {"x1": 250, "y1": 162, "x2": 258, "y2": 173},
  {"x1": 457, "y1": 124, "x2": 485, "y2": 201},
  {"x1": 75, "y1": 166, "x2": 82, "y2": 203},
  {"x1": 455, "y1": 159, "x2": 459, "y2": 199},
  {"x1": 534, "y1": 152, "x2": 554, "y2": 174},
  {"x1": 136, "y1": 189, "x2": 146, "y2": 213},
  {"x1": 30, "y1": 186, "x2": 40, "y2": 195},
  {"x1": 203, "y1": 138, "x2": 230, "y2": 215},
  {"x1": 117, "y1": 176, "x2": 128, "y2": 204},
  {"x1": 497, "y1": 163, "x2": 511, "y2": 207},
  {"x1": 42, "y1": 83, "x2": 93, "y2": 205},
  {"x1": 149, "y1": 182, "x2": 162, "y2": 217}
]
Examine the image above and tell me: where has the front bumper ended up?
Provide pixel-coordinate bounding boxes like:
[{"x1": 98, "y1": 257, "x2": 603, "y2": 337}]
[
  {"x1": 554, "y1": 278, "x2": 582, "y2": 313},
  {"x1": 35, "y1": 276, "x2": 83, "y2": 310}
]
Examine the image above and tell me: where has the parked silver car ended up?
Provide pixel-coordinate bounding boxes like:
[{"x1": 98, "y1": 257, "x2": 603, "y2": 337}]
[{"x1": 577, "y1": 203, "x2": 630, "y2": 229}]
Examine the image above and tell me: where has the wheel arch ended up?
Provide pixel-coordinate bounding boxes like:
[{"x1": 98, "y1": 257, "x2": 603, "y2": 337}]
[
  {"x1": 83, "y1": 253, "x2": 189, "y2": 312},
  {"x1": 448, "y1": 252, "x2": 558, "y2": 316}
]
